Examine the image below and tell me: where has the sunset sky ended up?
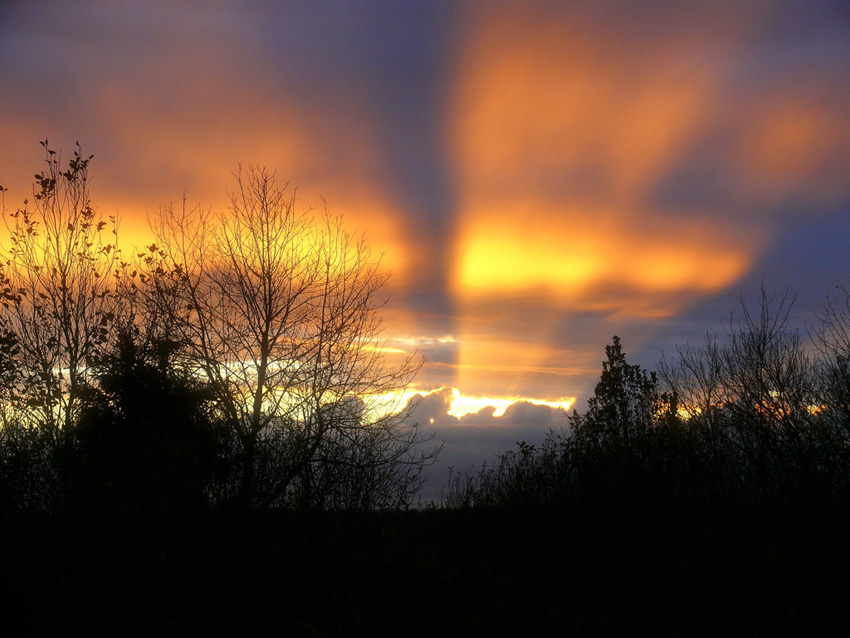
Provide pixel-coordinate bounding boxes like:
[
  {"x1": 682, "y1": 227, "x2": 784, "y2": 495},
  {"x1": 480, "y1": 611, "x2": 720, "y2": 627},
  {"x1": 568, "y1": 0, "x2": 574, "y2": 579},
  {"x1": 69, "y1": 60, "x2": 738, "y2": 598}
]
[{"x1": 1, "y1": 1, "x2": 848, "y2": 481}]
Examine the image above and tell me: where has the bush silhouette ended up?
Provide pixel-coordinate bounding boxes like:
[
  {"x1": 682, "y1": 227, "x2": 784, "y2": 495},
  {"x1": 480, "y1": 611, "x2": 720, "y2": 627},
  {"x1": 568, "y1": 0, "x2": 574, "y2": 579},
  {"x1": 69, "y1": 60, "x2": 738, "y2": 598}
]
[{"x1": 71, "y1": 334, "x2": 221, "y2": 515}]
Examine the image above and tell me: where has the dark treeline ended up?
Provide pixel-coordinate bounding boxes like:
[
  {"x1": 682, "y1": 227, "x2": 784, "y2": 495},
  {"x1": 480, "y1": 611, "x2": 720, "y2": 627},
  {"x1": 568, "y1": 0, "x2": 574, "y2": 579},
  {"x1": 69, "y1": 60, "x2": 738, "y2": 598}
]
[
  {"x1": 0, "y1": 142, "x2": 438, "y2": 517},
  {"x1": 1, "y1": 144, "x2": 848, "y2": 634},
  {"x1": 443, "y1": 287, "x2": 850, "y2": 514},
  {"x1": 420, "y1": 290, "x2": 850, "y2": 635}
]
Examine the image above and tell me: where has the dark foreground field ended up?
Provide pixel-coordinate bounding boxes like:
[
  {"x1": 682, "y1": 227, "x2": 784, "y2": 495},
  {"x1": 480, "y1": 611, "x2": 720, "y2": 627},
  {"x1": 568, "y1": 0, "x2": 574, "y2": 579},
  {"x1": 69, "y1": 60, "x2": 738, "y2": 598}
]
[{"x1": 1, "y1": 502, "x2": 848, "y2": 636}]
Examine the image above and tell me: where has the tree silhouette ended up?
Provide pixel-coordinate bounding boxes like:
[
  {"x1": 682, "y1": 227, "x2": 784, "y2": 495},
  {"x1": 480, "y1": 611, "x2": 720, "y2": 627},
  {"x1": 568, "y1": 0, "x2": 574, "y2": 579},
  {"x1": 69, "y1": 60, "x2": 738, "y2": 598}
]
[
  {"x1": 658, "y1": 287, "x2": 839, "y2": 504},
  {"x1": 570, "y1": 336, "x2": 660, "y2": 453},
  {"x1": 0, "y1": 144, "x2": 437, "y2": 512},
  {"x1": 0, "y1": 141, "x2": 118, "y2": 506},
  {"x1": 72, "y1": 332, "x2": 221, "y2": 515},
  {"x1": 144, "y1": 167, "x2": 438, "y2": 509}
]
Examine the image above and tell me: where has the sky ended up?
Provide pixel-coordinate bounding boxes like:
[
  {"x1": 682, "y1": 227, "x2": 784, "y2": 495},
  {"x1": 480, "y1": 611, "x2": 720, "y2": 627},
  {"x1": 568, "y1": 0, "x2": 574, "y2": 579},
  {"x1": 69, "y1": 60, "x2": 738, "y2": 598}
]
[{"x1": 1, "y1": 1, "x2": 849, "y2": 489}]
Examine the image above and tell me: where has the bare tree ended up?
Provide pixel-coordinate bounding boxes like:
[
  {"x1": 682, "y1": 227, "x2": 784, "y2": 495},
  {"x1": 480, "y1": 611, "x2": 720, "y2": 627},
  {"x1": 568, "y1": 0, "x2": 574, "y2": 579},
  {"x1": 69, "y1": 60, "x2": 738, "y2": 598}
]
[
  {"x1": 0, "y1": 141, "x2": 118, "y2": 459},
  {"x1": 147, "y1": 167, "x2": 436, "y2": 509},
  {"x1": 812, "y1": 288, "x2": 850, "y2": 435},
  {"x1": 659, "y1": 286, "x2": 822, "y2": 500}
]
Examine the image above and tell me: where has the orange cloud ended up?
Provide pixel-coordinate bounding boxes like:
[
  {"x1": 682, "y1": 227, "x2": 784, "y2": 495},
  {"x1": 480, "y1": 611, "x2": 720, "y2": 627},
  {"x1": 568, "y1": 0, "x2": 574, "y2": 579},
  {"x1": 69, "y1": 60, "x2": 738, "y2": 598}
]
[
  {"x1": 448, "y1": 5, "x2": 754, "y2": 309},
  {"x1": 444, "y1": 4, "x2": 766, "y2": 398},
  {"x1": 0, "y1": 3, "x2": 414, "y2": 282},
  {"x1": 455, "y1": 201, "x2": 751, "y2": 301},
  {"x1": 87, "y1": 80, "x2": 413, "y2": 278},
  {"x1": 735, "y1": 98, "x2": 850, "y2": 203}
]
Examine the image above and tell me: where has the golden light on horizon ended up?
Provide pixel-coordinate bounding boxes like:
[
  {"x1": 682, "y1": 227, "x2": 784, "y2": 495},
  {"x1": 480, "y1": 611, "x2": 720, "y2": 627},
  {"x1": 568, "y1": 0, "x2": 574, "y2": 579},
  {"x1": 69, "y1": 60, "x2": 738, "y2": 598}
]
[{"x1": 445, "y1": 388, "x2": 574, "y2": 419}]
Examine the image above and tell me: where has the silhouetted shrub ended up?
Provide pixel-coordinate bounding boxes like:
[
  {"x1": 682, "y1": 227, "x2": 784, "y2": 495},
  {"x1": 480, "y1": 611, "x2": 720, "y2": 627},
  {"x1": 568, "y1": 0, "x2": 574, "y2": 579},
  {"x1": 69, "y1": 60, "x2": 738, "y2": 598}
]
[
  {"x1": 443, "y1": 307, "x2": 850, "y2": 514},
  {"x1": 71, "y1": 333, "x2": 222, "y2": 515}
]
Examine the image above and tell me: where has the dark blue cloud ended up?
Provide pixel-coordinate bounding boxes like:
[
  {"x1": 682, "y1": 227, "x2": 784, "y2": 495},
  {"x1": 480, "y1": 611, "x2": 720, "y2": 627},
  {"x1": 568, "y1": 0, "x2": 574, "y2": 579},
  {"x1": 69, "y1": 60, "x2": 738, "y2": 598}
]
[{"x1": 404, "y1": 388, "x2": 569, "y2": 500}]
